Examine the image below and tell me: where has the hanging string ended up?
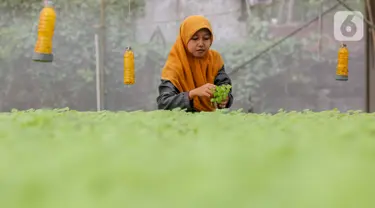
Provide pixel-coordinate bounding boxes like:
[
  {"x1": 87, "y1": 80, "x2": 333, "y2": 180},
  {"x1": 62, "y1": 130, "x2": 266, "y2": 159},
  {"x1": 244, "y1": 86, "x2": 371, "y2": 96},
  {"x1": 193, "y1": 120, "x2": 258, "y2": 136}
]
[
  {"x1": 128, "y1": 0, "x2": 135, "y2": 41},
  {"x1": 126, "y1": 0, "x2": 133, "y2": 88},
  {"x1": 128, "y1": 0, "x2": 131, "y2": 20}
]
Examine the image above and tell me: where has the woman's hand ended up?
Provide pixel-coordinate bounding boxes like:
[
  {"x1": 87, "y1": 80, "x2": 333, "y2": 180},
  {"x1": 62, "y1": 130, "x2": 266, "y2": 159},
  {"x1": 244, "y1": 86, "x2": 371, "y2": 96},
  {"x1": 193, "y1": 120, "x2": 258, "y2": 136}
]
[
  {"x1": 188, "y1": 83, "x2": 216, "y2": 99},
  {"x1": 217, "y1": 96, "x2": 229, "y2": 109}
]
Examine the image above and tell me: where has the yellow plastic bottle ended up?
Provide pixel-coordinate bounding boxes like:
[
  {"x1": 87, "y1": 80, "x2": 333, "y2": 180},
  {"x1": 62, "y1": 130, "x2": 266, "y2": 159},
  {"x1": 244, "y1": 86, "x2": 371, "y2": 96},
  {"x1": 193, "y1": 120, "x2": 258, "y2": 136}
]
[
  {"x1": 335, "y1": 43, "x2": 349, "y2": 81},
  {"x1": 124, "y1": 46, "x2": 135, "y2": 85},
  {"x1": 33, "y1": 0, "x2": 56, "y2": 62}
]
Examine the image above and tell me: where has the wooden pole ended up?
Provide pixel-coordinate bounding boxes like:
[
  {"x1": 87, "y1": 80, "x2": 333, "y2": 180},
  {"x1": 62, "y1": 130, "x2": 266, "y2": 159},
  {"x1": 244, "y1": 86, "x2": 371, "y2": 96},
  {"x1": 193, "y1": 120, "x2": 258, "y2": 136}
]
[
  {"x1": 99, "y1": 0, "x2": 106, "y2": 110},
  {"x1": 366, "y1": 0, "x2": 375, "y2": 112},
  {"x1": 366, "y1": 0, "x2": 375, "y2": 49}
]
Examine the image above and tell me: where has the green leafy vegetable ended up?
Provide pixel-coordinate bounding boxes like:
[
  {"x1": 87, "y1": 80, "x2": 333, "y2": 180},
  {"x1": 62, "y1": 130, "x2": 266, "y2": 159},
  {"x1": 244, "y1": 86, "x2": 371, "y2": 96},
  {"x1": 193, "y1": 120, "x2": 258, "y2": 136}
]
[
  {"x1": 1, "y1": 108, "x2": 375, "y2": 208},
  {"x1": 210, "y1": 84, "x2": 232, "y2": 104}
]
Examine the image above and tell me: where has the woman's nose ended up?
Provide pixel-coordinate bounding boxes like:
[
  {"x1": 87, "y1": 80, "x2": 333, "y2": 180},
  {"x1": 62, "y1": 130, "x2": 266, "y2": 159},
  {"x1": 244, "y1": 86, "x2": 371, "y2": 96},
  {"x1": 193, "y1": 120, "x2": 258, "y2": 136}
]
[{"x1": 197, "y1": 39, "x2": 204, "y2": 46}]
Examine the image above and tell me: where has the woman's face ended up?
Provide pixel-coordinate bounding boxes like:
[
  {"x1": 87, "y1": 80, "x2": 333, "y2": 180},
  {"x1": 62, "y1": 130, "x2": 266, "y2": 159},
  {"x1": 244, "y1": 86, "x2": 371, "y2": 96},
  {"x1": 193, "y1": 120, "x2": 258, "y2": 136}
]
[{"x1": 187, "y1": 28, "x2": 212, "y2": 58}]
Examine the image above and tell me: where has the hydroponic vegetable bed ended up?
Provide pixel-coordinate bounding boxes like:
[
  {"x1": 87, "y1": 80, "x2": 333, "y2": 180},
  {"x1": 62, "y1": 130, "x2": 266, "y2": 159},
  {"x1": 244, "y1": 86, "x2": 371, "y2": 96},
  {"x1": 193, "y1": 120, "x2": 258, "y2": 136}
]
[{"x1": 1, "y1": 109, "x2": 375, "y2": 208}]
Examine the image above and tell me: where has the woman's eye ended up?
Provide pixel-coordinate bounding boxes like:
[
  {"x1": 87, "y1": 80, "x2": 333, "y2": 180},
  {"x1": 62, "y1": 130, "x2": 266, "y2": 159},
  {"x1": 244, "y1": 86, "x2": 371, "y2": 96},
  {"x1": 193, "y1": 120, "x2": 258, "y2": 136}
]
[{"x1": 191, "y1": 36, "x2": 198, "y2": 40}]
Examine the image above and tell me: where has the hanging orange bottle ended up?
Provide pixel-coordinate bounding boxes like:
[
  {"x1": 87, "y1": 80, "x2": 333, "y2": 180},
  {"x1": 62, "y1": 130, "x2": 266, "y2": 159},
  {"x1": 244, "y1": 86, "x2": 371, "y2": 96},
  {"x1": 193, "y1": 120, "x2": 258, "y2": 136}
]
[
  {"x1": 124, "y1": 46, "x2": 135, "y2": 85},
  {"x1": 32, "y1": 0, "x2": 56, "y2": 62},
  {"x1": 335, "y1": 43, "x2": 349, "y2": 81}
]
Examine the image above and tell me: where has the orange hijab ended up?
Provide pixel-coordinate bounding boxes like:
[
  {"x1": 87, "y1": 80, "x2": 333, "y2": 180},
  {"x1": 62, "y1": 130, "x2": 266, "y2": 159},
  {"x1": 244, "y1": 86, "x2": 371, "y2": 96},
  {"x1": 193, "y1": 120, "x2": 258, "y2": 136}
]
[{"x1": 161, "y1": 15, "x2": 224, "y2": 112}]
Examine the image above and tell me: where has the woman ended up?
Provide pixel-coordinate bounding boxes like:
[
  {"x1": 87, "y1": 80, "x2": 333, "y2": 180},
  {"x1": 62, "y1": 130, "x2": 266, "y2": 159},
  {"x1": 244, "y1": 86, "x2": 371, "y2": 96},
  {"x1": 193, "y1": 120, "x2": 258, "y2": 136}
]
[{"x1": 156, "y1": 15, "x2": 233, "y2": 112}]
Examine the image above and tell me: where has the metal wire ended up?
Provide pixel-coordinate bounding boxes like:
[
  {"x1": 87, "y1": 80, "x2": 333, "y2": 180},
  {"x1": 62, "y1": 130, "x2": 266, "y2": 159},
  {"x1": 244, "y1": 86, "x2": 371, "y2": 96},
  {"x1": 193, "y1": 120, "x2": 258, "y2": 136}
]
[{"x1": 228, "y1": 0, "x2": 374, "y2": 76}]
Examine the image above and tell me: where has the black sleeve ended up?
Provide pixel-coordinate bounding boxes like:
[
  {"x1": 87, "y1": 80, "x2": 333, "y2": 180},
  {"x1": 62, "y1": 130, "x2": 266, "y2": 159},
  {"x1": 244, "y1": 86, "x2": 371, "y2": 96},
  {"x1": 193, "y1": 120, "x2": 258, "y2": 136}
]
[
  {"x1": 214, "y1": 65, "x2": 234, "y2": 108},
  {"x1": 156, "y1": 80, "x2": 194, "y2": 111}
]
